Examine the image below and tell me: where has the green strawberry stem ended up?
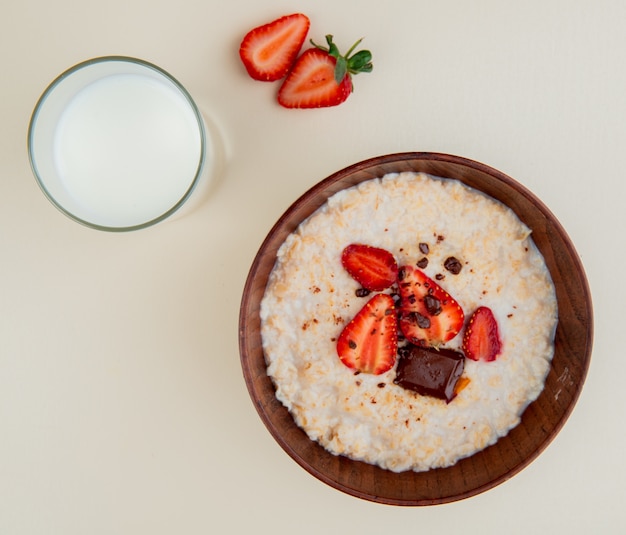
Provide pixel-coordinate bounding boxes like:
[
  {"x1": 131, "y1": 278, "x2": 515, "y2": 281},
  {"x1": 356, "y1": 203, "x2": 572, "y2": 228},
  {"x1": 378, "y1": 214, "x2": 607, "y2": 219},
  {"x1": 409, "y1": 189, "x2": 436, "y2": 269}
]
[{"x1": 311, "y1": 35, "x2": 373, "y2": 84}]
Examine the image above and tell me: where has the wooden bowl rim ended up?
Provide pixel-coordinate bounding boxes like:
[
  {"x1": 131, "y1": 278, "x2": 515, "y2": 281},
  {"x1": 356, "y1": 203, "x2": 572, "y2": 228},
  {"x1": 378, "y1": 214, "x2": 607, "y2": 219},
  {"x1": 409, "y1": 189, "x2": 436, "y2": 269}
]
[{"x1": 239, "y1": 152, "x2": 593, "y2": 505}]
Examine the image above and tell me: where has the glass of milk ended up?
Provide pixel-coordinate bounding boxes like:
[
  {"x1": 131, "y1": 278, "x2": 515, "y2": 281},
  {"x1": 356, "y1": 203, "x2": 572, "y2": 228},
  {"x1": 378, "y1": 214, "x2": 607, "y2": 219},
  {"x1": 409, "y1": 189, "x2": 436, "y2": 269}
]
[{"x1": 28, "y1": 56, "x2": 209, "y2": 231}]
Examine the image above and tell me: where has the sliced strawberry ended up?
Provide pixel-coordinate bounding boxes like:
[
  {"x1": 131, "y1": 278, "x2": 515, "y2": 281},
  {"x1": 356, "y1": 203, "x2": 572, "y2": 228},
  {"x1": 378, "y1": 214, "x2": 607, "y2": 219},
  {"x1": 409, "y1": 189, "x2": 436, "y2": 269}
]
[
  {"x1": 277, "y1": 48, "x2": 350, "y2": 108},
  {"x1": 462, "y1": 307, "x2": 502, "y2": 362},
  {"x1": 341, "y1": 244, "x2": 398, "y2": 291},
  {"x1": 239, "y1": 13, "x2": 310, "y2": 81},
  {"x1": 397, "y1": 265, "x2": 464, "y2": 347},
  {"x1": 336, "y1": 293, "x2": 397, "y2": 375},
  {"x1": 278, "y1": 35, "x2": 372, "y2": 108}
]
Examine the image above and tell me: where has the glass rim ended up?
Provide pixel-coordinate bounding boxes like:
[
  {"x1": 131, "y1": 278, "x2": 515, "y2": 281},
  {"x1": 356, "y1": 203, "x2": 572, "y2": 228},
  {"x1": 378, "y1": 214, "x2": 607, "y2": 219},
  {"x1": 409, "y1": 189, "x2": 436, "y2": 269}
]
[{"x1": 27, "y1": 55, "x2": 207, "y2": 232}]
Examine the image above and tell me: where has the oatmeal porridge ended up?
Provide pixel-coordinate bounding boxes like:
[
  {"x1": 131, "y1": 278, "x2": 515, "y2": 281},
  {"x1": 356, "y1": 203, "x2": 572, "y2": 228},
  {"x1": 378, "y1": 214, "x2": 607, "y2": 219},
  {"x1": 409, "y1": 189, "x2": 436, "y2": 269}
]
[{"x1": 260, "y1": 172, "x2": 558, "y2": 473}]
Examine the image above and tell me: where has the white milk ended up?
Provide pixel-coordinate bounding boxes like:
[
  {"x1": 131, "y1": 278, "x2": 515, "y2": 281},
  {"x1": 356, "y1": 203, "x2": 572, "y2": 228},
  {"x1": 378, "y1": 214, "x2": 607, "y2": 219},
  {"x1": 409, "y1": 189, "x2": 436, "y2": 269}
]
[{"x1": 51, "y1": 73, "x2": 203, "y2": 228}]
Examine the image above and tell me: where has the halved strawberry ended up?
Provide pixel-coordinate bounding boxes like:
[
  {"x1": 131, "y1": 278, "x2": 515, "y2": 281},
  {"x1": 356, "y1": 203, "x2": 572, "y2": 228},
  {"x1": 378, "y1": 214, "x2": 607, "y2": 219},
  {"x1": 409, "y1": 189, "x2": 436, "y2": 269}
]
[
  {"x1": 397, "y1": 265, "x2": 464, "y2": 347},
  {"x1": 277, "y1": 35, "x2": 372, "y2": 108},
  {"x1": 462, "y1": 307, "x2": 502, "y2": 362},
  {"x1": 239, "y1": 13, "x2": 310, "y2": 81},
  {"x1": 341, "y1": 244, "x2": 398, "y2": 291},
  {"x1": 336, "y1": 293, "x2": 397, "y2": 375}
]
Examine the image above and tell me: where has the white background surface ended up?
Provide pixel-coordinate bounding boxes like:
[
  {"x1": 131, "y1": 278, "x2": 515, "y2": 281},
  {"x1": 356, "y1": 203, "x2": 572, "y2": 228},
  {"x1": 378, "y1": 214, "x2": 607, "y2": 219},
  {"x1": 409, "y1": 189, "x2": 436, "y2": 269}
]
[{"x1": 1, "y1": 1, "x2": 624, "y2": 533}]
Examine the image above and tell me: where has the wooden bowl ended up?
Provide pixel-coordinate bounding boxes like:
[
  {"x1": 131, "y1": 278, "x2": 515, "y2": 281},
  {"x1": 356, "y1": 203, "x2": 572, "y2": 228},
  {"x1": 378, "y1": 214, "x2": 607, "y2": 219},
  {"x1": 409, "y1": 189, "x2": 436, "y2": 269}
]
[{"x1": 239, "y1": 152, "x2": 593, "y2": 505}]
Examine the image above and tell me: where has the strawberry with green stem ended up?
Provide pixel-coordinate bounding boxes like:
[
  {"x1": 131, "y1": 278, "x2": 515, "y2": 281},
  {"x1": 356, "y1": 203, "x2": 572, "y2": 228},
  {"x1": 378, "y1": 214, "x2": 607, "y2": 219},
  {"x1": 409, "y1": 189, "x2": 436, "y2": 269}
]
[{"x1": 278, "y1": 35, "x2": 373, "y2": 108}]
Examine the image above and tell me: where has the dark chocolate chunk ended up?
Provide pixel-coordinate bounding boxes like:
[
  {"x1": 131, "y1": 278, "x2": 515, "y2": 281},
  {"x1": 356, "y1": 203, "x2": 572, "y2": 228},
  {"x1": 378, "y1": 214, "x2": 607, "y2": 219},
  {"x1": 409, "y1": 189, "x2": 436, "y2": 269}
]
[
  {"x1": 393, "y1": 345, "x2": 465, "y2": 402},
  {"x1": 419, "y1": 242, "x2": 430, "y2": 254}
]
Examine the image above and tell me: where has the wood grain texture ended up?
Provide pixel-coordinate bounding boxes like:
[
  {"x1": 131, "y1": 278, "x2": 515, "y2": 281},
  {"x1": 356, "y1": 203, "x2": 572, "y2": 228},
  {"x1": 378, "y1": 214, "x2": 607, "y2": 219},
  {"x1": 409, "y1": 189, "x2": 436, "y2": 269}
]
[{"x1": 238, "y1": 153, "x2": 593, "y2": 506}]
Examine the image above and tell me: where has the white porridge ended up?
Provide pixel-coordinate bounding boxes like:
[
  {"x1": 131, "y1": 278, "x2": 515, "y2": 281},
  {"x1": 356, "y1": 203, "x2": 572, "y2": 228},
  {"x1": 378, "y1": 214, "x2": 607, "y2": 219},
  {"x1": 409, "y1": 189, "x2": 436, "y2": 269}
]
[{"x1": 260, "y1": 172, "x2": 558, "y2": 473}]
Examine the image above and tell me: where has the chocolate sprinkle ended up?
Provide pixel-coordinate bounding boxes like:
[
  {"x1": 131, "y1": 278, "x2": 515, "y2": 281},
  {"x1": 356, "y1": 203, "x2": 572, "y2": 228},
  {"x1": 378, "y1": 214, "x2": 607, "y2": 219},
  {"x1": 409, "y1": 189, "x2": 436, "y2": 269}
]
[{"x1": 444, "y1": 256, "x2": 463, "y2": 275}]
